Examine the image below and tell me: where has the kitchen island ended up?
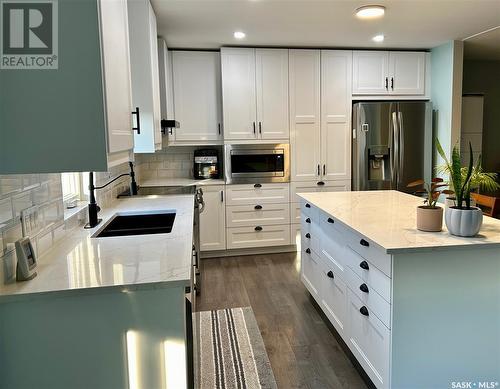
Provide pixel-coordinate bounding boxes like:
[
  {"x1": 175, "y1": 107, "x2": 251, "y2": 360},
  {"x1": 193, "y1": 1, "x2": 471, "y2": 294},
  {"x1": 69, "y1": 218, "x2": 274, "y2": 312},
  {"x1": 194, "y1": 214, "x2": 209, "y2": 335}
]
[
  {"x1": 0, "y1": 195, "x2": 195, "y2": 389},
  {"x1": 297, "y1": 190, "x2": 500, "y2": 389}
]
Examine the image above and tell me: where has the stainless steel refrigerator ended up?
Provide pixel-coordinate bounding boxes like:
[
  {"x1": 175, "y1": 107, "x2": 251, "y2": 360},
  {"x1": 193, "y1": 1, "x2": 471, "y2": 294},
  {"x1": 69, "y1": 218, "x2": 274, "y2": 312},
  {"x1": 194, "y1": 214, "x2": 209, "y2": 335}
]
[{"x1": 352, "y1": 101, "x2": 433, "y2": 193}]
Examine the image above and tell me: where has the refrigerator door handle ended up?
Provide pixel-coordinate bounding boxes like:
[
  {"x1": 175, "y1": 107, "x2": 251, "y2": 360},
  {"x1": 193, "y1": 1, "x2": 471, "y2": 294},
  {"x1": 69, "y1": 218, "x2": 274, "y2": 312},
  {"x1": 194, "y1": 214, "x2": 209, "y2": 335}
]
[
  {"x1": 398, "y1": 111, "x2": 404, "y2": 187},
  {"x1": 391, "y1": 111, "x2": 399, "y2": 186}
]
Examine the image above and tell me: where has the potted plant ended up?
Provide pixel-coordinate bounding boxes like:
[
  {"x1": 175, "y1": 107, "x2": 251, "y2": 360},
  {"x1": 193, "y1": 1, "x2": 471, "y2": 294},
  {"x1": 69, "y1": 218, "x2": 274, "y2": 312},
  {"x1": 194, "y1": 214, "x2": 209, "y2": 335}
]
[
  {"x1": 407, "y1": 178, "x2": 450, "y2": 232},
  {"x1": 436, "y1": 140, "x2": 483, "y2": 237}
]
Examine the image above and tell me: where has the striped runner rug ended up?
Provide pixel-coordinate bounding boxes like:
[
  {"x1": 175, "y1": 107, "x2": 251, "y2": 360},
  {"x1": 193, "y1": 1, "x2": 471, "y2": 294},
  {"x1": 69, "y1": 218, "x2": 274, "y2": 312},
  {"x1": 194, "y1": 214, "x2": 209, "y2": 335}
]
[{"x1": 197, "y1": 307, "x2": 277, "y2": 389}]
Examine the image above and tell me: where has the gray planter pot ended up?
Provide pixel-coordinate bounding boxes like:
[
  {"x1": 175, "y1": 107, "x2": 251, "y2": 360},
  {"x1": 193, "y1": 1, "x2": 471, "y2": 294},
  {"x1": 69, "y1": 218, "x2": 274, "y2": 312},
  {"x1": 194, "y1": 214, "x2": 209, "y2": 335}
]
[
  {"x1": 416, "y1": 206, "x2": 443, "y2": 232},
  {"x1": 445, "y1": 206, "x2": 483, "y2": 237}
]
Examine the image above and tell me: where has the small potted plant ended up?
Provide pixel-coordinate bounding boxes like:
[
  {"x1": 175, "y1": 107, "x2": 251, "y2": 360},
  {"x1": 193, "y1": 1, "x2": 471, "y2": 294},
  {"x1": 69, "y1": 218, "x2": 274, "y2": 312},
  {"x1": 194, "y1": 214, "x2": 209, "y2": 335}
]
[
  {"x1": 437, "y1": 141, "x2": 483, "y2": 237},
  {"x1": 407, "y1": 178, "x2": 450, "y2": 232}
]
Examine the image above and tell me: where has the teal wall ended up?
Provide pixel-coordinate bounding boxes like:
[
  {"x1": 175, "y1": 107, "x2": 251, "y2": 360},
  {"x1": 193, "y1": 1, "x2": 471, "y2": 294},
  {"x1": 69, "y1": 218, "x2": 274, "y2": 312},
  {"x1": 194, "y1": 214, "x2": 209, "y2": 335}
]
[
  {"x1": 462, "y1": 60, "x2": 500, "y2": 172},
  {"x1": 431, "y1": 41, "x2": 463, "y2": 171}
]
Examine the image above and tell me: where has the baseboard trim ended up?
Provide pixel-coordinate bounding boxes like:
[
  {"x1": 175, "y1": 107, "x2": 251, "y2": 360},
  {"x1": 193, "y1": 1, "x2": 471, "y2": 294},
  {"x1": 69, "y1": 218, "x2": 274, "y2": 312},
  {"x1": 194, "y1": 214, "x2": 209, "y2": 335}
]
[
  {"x1": 308, "y1": 293, "x2": 377, "y2": 389},
  {"x1": 200, "y1": 245, "x2": 297, "y2": 259}
]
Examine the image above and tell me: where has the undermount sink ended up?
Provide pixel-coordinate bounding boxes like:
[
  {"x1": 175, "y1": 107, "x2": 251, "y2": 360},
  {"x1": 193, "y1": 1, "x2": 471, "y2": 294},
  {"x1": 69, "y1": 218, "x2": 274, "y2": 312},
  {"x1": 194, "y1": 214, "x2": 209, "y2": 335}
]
[{"x1": 93, "y1": 211, "x2": 176, "y2": 238}]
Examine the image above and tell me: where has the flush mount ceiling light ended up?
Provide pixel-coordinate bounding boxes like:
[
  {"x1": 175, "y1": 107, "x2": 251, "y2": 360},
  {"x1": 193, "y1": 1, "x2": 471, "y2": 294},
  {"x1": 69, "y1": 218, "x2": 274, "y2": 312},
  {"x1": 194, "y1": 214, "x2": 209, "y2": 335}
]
[
  {"x1": 233, "y1": 31, "x2": 246, "y2": 39},
  {"x1": 356, "y1": 5, "x2": 385, "y2": 19},
  {"x1": 372, "y1": 34, "x2": 385, "y2": 42}
]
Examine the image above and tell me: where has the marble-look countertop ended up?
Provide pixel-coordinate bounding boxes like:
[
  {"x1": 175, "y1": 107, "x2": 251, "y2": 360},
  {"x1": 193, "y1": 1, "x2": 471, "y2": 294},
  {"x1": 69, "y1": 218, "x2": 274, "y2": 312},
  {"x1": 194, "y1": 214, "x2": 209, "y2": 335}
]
[
  {"x1": 0, "y1": 195, "x2": 194, "y2": 302},
  {"x1": 140, "y1": 177, "x2": 225, "y2": 187},
  {"x1": 298, "y1": 190, "x2": 500, "y2": 253}
]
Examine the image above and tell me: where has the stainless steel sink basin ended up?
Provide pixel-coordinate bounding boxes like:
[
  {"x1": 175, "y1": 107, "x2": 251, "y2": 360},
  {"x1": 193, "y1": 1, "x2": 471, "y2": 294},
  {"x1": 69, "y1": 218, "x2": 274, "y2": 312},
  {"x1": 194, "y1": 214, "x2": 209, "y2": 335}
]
[{"x1": 94, "y1": 211, "x2": 176, "y2": 238}]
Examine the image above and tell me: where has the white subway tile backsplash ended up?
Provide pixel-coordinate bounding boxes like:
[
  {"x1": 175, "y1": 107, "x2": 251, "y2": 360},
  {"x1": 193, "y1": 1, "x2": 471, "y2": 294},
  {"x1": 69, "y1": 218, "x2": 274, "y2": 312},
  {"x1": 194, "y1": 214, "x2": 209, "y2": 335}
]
[
  {"x1": 2, "y1": 223, "x2": 22, "y2": 252},
  {"x1": 0, "y1": 250, "x2": 16, "y2": 284},
  {"x1": 12, "y1": 192, "x2": 33, "y2": 218},
  {"x1": 0, "y1": 176, "x2": 23, "y2": 197},
  {"x1": 0, "y1": 198, "x2": 13, "y2": 226},
  {"x1": 33, "y1": 183, "x2": 50, "y2": 204},
  {"x1": 22, "y1": 174, "x2": 40, "y2": 190}
]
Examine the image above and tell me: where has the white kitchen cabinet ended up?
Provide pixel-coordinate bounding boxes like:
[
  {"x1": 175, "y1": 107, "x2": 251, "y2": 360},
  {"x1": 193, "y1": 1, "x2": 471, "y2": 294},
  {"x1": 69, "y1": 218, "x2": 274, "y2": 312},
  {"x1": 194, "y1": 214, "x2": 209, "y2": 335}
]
[
  {"x1": 200, "y1": 185, "x2": 226, "y2": 251},
  {"x1": 127, "y1": 0, "x2": 162, "y2": 153},
  {"x1": 290, "y1": 50, "x2": 352, "y2": 182},
  {"x1": 321, "y1": 50, "x2": 352, "y2": 181},
  {"x1": 157, "y1": 38, "x2": 174, "y2": 124},
  {"x1": 170, "y1": 51, "x2": 222, "y2": 144},
  {"x1": 227, "y1": 224, "x2": 291, "y2": 249},
  {"x1": 256, "y1": 49, "x2": 289, "y2": 140},
  {"x1": 221, "y1": 48, "x2": 289, "y2": 141},
  {"x1": 289, "y1": 50, "x2": 322, "y2": 181},
  {"x1": 352, "y1": 51, "x2": 427, "y2": 96}
]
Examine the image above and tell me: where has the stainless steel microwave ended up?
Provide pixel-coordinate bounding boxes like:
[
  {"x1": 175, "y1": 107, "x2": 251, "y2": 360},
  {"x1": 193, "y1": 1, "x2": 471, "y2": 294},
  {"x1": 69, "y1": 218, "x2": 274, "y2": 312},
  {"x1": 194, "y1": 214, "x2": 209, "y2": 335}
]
[{"x1": 224, "y1": 144, "x2": 290, "y2": 184}]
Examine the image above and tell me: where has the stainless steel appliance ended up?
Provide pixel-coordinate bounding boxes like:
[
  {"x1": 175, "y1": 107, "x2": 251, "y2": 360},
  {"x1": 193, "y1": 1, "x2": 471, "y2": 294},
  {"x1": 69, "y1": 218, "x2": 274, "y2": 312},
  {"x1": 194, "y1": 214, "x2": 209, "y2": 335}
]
[
  {"x1": 224, "y1": 144, "x2": 290, "y2": 184},
  {"x1": 352, "y1": 101, "x2": 432, "y2": 193},
  {"x1": 194, "y1": 149, "x2": 220, "y2": 179}
]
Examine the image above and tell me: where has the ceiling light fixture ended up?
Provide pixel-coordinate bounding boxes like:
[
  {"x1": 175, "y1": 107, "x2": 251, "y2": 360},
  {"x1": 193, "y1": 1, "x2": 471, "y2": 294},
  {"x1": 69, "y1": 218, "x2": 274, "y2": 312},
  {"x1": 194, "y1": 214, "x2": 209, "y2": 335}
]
[
  {"x1": 356, "y1": 5, "x2": 385, "y2": 19},
  {"x1": 233, "y1": 31, "x2": 246, "y2": 39},
  {"x1": 372, "y1": 34, "x2": 385, "y2": 42}
]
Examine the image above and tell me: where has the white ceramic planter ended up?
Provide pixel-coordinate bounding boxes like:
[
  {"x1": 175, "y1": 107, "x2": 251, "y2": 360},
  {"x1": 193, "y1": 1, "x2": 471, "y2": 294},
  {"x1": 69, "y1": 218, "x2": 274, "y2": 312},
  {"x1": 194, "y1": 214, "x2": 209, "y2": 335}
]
[
  {"x1": 445, "y1": 206, "x2": 483, "y2": 237},
  {"x1": 445, "y1": 197, "x2": 476, "y2": 208}
]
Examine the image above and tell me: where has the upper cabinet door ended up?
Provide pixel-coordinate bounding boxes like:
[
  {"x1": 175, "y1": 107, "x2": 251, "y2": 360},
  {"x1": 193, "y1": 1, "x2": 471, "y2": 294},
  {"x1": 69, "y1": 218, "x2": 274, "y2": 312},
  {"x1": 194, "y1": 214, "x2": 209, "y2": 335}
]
[
  {"x1": 320, "y1": 51, "x2": 352, "y2": 181},
  {"x1": 256, "y1": 49, "x2": 289, "y2": 140},
  {"x1": 289, "y1": 50, "x2": 321, "y2": 182},
  {"x1": 221, "y1": 48, "x2": 257, "y2": 140},
  {"x1": 388, "y1": 52, "x2": 426, "y2": 95},
  {"x1": 171, "y1": 51, "x2": 222, "y2": 143},
  {"x1": 352, "y1": 51, "x2": 389, "y2": 95},
  {"x1": 127, "y1": 0, "x2": 162, "y2": 153},
  {"x1": 99, "y1": 0, "x2": 134, "y2": 155}
]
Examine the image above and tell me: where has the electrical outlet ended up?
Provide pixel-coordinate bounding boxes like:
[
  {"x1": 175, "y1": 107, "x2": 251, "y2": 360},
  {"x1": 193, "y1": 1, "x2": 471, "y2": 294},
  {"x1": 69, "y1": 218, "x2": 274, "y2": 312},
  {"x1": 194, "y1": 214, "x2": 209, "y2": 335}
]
[{"x1": 20, "y1": 206, "x2": 42, "y2": 237}]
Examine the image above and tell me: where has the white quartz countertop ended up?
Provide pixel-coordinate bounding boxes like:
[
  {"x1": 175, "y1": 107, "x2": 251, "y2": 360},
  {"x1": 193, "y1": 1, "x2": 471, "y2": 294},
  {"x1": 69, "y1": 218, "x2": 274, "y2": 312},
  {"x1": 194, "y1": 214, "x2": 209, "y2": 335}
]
[
  {"x1": 298, "y1": 190, "x2": 500, "y2": 253},
  {"x1": 0, "y1": 195, "x2": 194, "y2": 302},
  {"x1": 140, "y1": 178, "x2": 225, "y2": 187}
]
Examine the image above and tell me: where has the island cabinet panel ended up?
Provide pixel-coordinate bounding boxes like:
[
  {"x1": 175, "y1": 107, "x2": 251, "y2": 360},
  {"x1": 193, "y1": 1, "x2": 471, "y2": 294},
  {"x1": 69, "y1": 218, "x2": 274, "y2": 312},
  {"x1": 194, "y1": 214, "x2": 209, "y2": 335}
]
[
  {"x1": 300, "y1": 242, "x2": 322, "y2": 300},
  {"x1": 200, "y1": 185, "x2": 226, "y2": 251}
]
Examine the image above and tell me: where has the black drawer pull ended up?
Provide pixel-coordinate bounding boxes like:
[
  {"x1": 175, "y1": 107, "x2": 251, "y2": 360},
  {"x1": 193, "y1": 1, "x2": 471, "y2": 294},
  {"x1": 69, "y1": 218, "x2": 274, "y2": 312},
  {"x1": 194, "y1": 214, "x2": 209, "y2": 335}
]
[
  {"x1": 305, "y1": 233, "x2": 311, "y2": 239},
  {"x1": 359, "y1": 261, "x2": 369, "y2": 270},
  {"x1": 305, "y1": 218, "x2": 311, "y2": 224},
  {"x1": 305, "y1": 248, "x2": 311, "y2": 254},
  {"x1": 305, "y1": 203, "x2": 311, "y2": 208},
  {"x1": 317, "y1": 181, "x2": 325, "y2": 186},
  {"x1": 254, "y1": 205, "x2": 262, "y2": 210},
  {"x1": 360, "y1": 239, "x2": 369, "y2": 247},
  {"x1": 359, "y1": 283, "x2": 369, "y2": 293},
  {"x1": 359, "y1": 306, "x2": 369, "y2": 316},
  {"x1": 327, "y1": 270, "x2": 334, "y2": 279},
  {"x1": 327, "y1": 218, "x2": 334, "y2": 224},
  {"x1": 254, "y1": 226, "x2": 263, "y2": 231},
  {"x1": 254, "y1": 183, "x2": 262, "y2": 188}
]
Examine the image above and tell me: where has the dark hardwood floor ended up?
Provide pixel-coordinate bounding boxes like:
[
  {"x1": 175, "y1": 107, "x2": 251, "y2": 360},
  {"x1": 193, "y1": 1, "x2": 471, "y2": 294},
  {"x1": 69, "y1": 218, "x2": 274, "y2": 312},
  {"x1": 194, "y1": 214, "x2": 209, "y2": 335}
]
[{"x1": 198, "y1": 252, "x2": 369, "y2": 389}]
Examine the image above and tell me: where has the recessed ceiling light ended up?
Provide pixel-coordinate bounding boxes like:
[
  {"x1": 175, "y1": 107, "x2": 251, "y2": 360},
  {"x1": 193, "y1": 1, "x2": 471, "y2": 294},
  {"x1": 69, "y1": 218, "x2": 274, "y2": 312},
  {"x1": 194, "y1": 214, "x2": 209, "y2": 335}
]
[
  {"x1": 233, "y1": 31, "x2": 246, "y2": 39},
  {"x1": 372, "y1": 34, "x2": 385, "y2": 42},
  {"x1": 356, "y1": 5, "x2": 385, "y2": 19}
]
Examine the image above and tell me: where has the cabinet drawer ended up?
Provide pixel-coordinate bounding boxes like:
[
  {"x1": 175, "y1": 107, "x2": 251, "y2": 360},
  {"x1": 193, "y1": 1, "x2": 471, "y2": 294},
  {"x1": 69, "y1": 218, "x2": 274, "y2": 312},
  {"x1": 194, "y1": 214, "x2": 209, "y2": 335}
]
[
  {"x1": 319, "y1": 211, "x2": 348, "y2": 239},
  {"x1": 300, "y1": 199, "x2": 319, "y2": 220},
  {"x1": 344, "y1": 246, "x2": 391, "y2": 303},
  {"x1": 226, "y1": 224, "x2": 290, "y2": 249},
  {"x1": 301, "y1": 219, "x2": 320, "y2": 255},
  {"x1": 344, "y1": 230, "x2": 392, "y2": 277},
  {"x1": 300, "y1": 246, "x2": 322, "y2": 301},
  {"x1": 291, "y1": 180, "x2": 350, "y2": 203},
  {"x1": 319, "y1": 230, "x2": 346, "y2": 277},
  {"x1": 347, "y1": 289, "x2": 390, "y2": 389},
  {"x1": 292, "y1": 203, "x2": 301, "y2": 223},
  {"x1": 291, "y1": 224, "x2": 301, "y2": 246},
  {"x1": 226, "y1": 203, "x2": 290, "y2": 227},
  {"x1": 346, "y1": 266, "x2": 391, "y2": 329},
  {"x1": 225, "y1": 183, "x2": 289, "y2": 206}
]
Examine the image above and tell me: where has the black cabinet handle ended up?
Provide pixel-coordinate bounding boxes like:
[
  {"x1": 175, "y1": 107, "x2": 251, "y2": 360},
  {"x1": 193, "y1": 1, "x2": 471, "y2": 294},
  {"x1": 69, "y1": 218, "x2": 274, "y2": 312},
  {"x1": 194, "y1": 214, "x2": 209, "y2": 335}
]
[
  {"x1": 305, "y1": 248, "x2": 311, "y2": 254},
  {"x1": 385, "y1": 77, "x2": 388, "y2": 90},
  {"x1": 327, "y1": 218, "x2": 334, "y2": 224},
  {"x1": 253, "y1": 122, "x2": 256, "y2": 134},
  {"x1": 305, "y1": 218, "x2": 311, "y2": 224},
  {"x1": 305, "y1": 233, "x2": 311, "y2": 239},
  {"x1": 305, "y1": 203, "x2": 311, "y2": 208},
  {"x1": 323, "y1": 164, "x2": 326, "y2": 176},
  {"x1": 327, "y1": 270, "x2": 334, "y2": 279},
  {"x1": 220, "y1": 191, "x2": 224, "y2": 202},
  {"x1": 359, "y1": 260, "x2": 369, "y2": 270},
  {"x1": 359, "y1": 283, "x2": 369, "y2": 293},
  {"x1": 254, "y1": 226, "x2": 263, "y2": 231},
  {"x1": 359, "y1": 306, "x2": 369, "y2": 317},
  {"x1": 317, "y1": 164, "x2": 320, "y2": 176},
  {"x1": 254, "y1": 205, "x2": 262, "y2": 210},
  {"x1": 218, "y1": 123, "x2": 221, "y2": 135},
  {"x1": 360, "y1": 239, "x2": 369, "y2": 247},
  {"x1": 258, "y1": 121, "x2": 262, "y2": 134},
  {"x1": 132, "y1": 107, "x2": 141, "y2": 134},
  {"x1": 391, "y1": 77, "x2": 394, "y2": 90},
  {"x1": 317, "y1": 181, "x2": 325, "y2": 186},
  {"x1": 254, "y1": 183, "x2": 262, "y2": 188}
]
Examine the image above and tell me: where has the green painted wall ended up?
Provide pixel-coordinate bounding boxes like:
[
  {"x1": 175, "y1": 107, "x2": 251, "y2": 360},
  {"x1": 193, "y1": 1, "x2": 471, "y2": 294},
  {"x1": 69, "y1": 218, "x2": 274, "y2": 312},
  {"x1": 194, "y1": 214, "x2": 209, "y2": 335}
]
[
  {"x1": 0, "y1": 0, "x2": 108, "y2": 174},
  {"x1": 462, "y1": 60, "x2": 500, "y2": 172}
]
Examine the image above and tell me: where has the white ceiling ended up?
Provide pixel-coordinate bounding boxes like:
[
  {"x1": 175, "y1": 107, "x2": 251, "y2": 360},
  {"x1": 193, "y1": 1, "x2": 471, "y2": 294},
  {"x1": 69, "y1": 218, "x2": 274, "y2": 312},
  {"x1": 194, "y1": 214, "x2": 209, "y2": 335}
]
[
  {"x1": 464, "y1": 27, "x2": 500, "y2": 60},
  {"x1": 151, "y1": 0, "x2": 500, "y2": 50}
]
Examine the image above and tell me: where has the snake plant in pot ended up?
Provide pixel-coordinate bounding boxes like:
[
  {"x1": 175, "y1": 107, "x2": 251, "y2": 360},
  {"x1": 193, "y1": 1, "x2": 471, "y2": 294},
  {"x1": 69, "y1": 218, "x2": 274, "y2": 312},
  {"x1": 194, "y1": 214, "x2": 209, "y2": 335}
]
[
  {"x1": 436, "y1": 139, "x2": 483, "y2": 237},
  {"x1": 407, "y1": 178, "x2": 450, "y2": 232}
]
